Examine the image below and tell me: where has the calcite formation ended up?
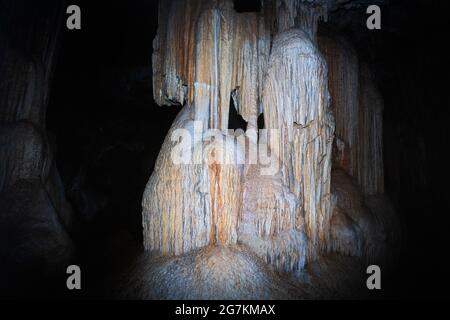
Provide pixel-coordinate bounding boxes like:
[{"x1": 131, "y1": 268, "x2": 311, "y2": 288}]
[
  {"x1": 142, "y1": 0, "x2": 398, "y2": 297},
  {"x1": 262, "y1": 28, "x2": 334, "y2": 261},
  {"x1": 143, "y1": 106, "x2": 245, "y2": 255},
  {"x1": 238, "y1": 164, "x2": 307, "y2": 271}
]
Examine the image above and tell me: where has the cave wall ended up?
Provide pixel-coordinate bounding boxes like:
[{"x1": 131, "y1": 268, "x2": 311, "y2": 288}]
[
  {"x1": 0, "y1": 0, "x2": 75, "y2": 294},
  {"x1": 0, "y1": 0, "x2": 443, "y2": 299},
  {"x1": 319, "y1": 33, "x2": 384, "y2": 196},
  {"x1": 318, "y1": 30, "x2": 398, "y2": 261}
]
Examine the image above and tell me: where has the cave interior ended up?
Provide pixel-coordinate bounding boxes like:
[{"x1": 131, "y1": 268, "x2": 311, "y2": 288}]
[{"x1": 0, "y1": 0, "x2": 449, "y2": 299}]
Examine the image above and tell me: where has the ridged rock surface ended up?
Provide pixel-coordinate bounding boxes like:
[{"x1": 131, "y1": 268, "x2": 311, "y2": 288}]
[
  {"x1": 141, "y1": 0, "x2": 398, "y2": 298},
  {"x1": 238, "y1": 165, "x2": 308, "y2": 271},
  {"x1": 145, "y1": 0, "x2": 336, "y2": 267},
  {"x1": 262, "y1": 29, "x2": 334, "y2": 261},
  {"x1": 143, "y1": 106, "x2": 245, "y2": 255},
  {"x1": 0, "y1": 122, "x2": 75, "y2": 291}
]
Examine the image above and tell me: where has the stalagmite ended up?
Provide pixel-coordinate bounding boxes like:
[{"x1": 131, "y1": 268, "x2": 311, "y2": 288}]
[
  {"x1": 141, "y1": 0, "x2": 398, "y2": 298},
  {"x1": 262, "y1": 28, "x2": 334, "y2": 260},
  {"x1": 238, "y1": 165, "x2": 308, "y2": 271},
  {"x1": 152, "y1": 0, "x2": 267, "y2": 129},
  {"x1": 145, "y1": 0, "x2": 270, "y2": 257},
  {"x1": 142, "y1": 106, "x2": 245, "y2": 255},
  {"x1": 146, "y1": 0, "x2": 336, "y2": 266}
]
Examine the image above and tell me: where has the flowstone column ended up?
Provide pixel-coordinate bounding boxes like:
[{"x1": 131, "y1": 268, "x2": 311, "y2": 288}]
[
  {"x1": 262, "y1": 28, "x2": 335, "y2": 262},
  {"x1": 142, "y1": 0, "x2": 396, "y2": 287},
  {"x1": 144, "y1": 0, "x2": 337, "y2": 270}
]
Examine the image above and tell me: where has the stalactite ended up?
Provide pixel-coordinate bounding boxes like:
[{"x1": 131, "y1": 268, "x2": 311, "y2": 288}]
[
  {"x1": 152, "y1": 0, "x2": 202, "y2": 106},
  {"x1": 262, "y1": 29, "x2": 335, "y2": 260},
  {"x1": 229, "y1": 12, "x2": 262, "y2": 129},
  {"x1": 143, "y1": 0, "x2": 397, "y2": 296},
  {"x1": 264, "y1": 0, "x2": 328, "y2": 41},
  {"x1": 146, "y1": 0, "x2": 337, "y2": 266},
  {"x1": 146, "y1": 0, "x2": 270, "y2": 257},
  {"x1": 152, "y1": 0, "x2": 267, "y2": 131}
]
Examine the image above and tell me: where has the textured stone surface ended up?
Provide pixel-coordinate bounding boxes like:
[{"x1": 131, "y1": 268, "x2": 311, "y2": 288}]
[
  {"x1": 0, "y1": 1, "x2": 62, "y2": 127},
  {"x1": 121, "y1": 245, "x2": 298, "y2": 299},
  {"x1": 0, "y1": 179, "x2": 75, "y2": 281},
  {"x1": 238, "y1": 165, "x2": 308, "y2": 271},
  {"x1": 141, "y1": 0, "x2": 398, "y2": 298},
  {"x1": 0, "y1": 122, "x2": 75, "y2": 280},
  {"x1": 118, "y1": 248, "x2": 369, "y2": 299},
  {"x1": 262, "y1": 29, "x2": 334, "y2": 260},
  {"x1": 143, "y1": 1, "x2": 334, "y2": 270},
  {"x1": 0, "y1": 1, "x2": 75, "y2": 289},
  {"x1": 143, "y1": 106, "x2": 245, "y2": 255}
]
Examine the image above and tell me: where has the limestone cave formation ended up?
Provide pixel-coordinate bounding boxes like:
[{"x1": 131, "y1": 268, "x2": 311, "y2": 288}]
[
  {"x1": 136, "y1": 0, "x2": 398, "y2": 299},
  {"x1": 0, "y1": 0, "x2": 449, "y2": 300}
]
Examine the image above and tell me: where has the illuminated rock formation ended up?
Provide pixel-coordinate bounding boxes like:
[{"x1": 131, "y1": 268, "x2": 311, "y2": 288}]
[
  {"x1": 262, "y1": 28, "x2": 334, "y2": 261},
  {"x1": 141, "y1": 0, "x2": 397, "y2": 298},
  {"x1": 238, "y1": 164, "x2": 308, "y2": 271},
  {"x1": 142, "y1": 106, "x2": 245, "y2": 255}
]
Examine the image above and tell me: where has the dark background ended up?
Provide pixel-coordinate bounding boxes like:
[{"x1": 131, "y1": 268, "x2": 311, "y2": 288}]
[{"x1": 43, "y1": 0, "x2": 450, "y2": 298}]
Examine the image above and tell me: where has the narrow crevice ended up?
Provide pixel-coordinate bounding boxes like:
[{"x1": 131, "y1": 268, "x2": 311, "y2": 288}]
[
  {"x1": 233, "y1": 0, "x2": 261, "y2": 13},
  {"x1": 258, "y1": 113, "x2": 265, "y2": 130},
  {"x1": 228, "y1": 95, "x2": 248, "y2": 131}
]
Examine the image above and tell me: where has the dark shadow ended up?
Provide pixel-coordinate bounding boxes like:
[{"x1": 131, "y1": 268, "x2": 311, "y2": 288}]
[
  {"x1": 228, "y1": 96, "x2": 248, "y2": 131},
  {"x1": 233, "y1": 0, "x2": 261, "y2": 13},
  {"x1": 257, "y1": 113, "x2": 265, "y2": 130}
]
